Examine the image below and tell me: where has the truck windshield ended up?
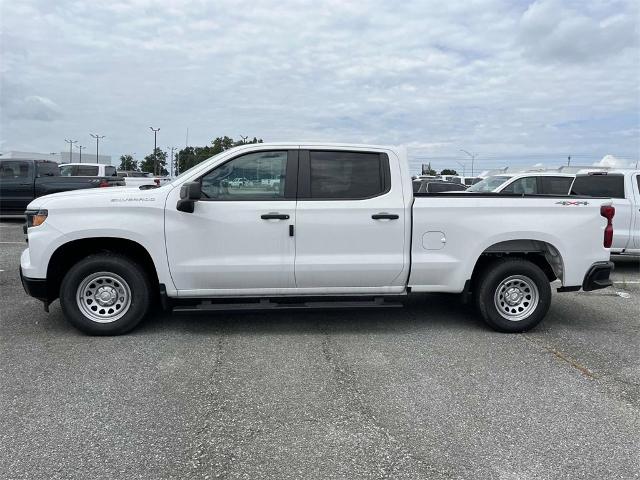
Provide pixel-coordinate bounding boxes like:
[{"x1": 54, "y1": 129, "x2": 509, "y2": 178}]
[{"x1": 467, "y1": 176, "x2": 511, "y2": 192}]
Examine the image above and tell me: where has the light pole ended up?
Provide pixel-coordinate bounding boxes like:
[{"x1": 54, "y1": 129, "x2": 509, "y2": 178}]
[
  {"x1": 90, "y1": 134, "x2": 105, "y2": 163},
  {"x1": 149, "y1": 127, "x2": 160, "y2": 175},
  {"x1": 75, "y1": 145, "x2": 86, "y2": 163},
  {"x1": 168, "y1": 146, "x2": 177, "y2": 178},
  {"x1": 460, "y1": 149, "x2": 477, "y2": 176},
  {"x1": 64, "y1": 139, "x2": 77, "y2": 162},
  {"x1": 455, "y1": 161, "x2": 466, "y2": 177}
]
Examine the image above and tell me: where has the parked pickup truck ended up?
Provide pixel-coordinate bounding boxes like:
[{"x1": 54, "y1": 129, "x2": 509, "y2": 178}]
[
  {"x1": 467, "y1": 172, "x2": 576, "y2": 195},
  {"x1": 570, "y1": 170, "x2": 640, "y2": 255},
  {"x1": 117, "y1": 170, "x2": 171, "y2": 189},
  {"x1": 20, "y1": 143, "x2": 615, "y2": 335},
  {"x1": 0, "y1": 159, "x2": 124, "y2": 216}
]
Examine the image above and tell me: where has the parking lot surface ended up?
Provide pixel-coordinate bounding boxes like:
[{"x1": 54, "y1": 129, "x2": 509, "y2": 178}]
[{"x1": 1, "y1": 219, "x2": 638, "y2": 479}]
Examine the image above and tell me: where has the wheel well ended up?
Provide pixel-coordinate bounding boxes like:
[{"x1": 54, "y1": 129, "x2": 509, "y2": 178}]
[
  {"x1": 470, "y1": 240, "x2": 563, "y2": 290},
  {"x1": 46, "y1": 238, "x2": 159, "y2": 301}
]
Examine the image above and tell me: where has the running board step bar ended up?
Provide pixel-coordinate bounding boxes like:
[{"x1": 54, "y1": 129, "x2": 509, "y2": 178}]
[{"x1": 172, "y1": 297, "x2": 403, "y2": 313}]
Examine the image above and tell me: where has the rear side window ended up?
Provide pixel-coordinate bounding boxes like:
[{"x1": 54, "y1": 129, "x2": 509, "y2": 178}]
[
  {"x1": 570, "y1": 175, "x2": 625, "y2": 198},
  {"x1": 105, "y1": 166, "x2": 117, "y2": 176},
  {"x1": 425, "y1": 182, "x2": 466, "y2": 193},
  {"x1": 308, "y1": 151, "x2": 388, "y2": 199},
  {"x1": 76, "y1": 165, "x2": 99, "y2": 176},
  {"x1": 540, "y1": 176, "x2": 573, "y2": 195},
  {"x1": 36, "y1": 162, "x2": 59, "y2": 177}
]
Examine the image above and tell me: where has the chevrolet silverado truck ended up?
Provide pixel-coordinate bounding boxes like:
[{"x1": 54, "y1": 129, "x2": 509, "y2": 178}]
[
  {"x1": 20, "y1": 143, "x2": 615, "y2": 335},
  {"x1": 0, "y1": 159, "x2": 124, "y2": 216},
  {"x1": 570, "y1": 170, "x2": 640, "y2": 255}
]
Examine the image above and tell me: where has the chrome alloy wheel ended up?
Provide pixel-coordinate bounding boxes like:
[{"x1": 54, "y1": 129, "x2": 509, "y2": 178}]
[
  {"x1": 76, "y1": 272, "x2": 132, "y2": 323},
  {"x1": 493, "y1": 275, "x2": 539, "y2": 321}
]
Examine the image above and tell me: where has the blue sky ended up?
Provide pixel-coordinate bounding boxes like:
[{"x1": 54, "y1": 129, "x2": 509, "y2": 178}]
[{"x1": 1, "y1": 0, "x2": 638, "y2": 173}]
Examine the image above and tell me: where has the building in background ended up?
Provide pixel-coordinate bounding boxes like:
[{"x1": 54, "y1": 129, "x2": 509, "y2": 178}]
[{"x1": 0, "y1": 151, "x2": 112, "y2": 165}]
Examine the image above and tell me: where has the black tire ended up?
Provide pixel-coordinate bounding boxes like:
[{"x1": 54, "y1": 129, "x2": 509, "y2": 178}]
[
  {"x1": 475, "y1": 258, "x2": 551, "y2": 333},
  {"x1": 59, "y1": 253, "x2": 151, "y2": 335}
]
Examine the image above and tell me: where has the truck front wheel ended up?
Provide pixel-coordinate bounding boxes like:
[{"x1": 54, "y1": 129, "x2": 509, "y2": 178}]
[
  {"x1": 476, "y1": 258, "x2": 551, "y2": 333},
  {"x1": 59, "y1": 254, "x2": 151, "y2": 335}
]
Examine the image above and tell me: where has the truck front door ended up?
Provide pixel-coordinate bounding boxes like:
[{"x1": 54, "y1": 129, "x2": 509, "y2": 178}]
[
  {"x1": 165, "y1": 149, "x2": 298, "y2": 294},
  {"x1": 294, "y1": 149, "x2": 407, "y2": 291}
]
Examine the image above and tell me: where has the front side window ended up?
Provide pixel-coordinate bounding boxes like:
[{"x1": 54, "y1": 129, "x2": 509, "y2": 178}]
[
  {"x1": 502, "y1": 177, "x2": 538, "y2": 194},
  {"x1": 0, "y1": 161, "x2": 31, "y2": 179},
  {"x1": 309, "y1": 151, "x2": 386, "y2": 199},
  {"x1": 467, "y1": 176, "x2": 511, "y2": 192},
  {"x1": 59, "y1": 164, "x2": 75, "y2": 176},
  {"x1": 105, "y1": 166, "x2": 117, "y2": 176},
  {"x1": 200, "y1": 151, "x2": 287, "y2": 200}
]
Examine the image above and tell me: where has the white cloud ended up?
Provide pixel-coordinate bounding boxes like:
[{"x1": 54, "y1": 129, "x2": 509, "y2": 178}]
[{"x1": 593, "y1": 154, "x2": 628, "y2": 168}]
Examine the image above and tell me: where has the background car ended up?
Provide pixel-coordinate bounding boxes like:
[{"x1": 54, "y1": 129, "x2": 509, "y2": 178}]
[
  {"x1": 413, "y1": 179, "x2": 468, "y2": 193},
  {"x1": 467, "y1": 172, "x2": 575, "y2": 195}
]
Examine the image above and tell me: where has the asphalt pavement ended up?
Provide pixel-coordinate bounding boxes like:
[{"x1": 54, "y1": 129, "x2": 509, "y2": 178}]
[{"x1": 1, "y1": 219, "x2": 638, "y2": 479}]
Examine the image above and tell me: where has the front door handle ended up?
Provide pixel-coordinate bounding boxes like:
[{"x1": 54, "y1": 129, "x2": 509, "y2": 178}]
[
  {"x1": 261, "y1": 213, "x2": 290, "y2": 220},
  {"x1": 372, "y1": 213, "x2": 399, "y2": 220}
]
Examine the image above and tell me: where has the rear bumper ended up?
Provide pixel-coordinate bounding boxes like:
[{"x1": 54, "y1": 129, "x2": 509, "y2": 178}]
[
  {"x1": 19, "y1": 267, "x2": 48, "y2": 301},
  {"x1": 582, "y1": 261, "x2": 614, "y2": 292}
]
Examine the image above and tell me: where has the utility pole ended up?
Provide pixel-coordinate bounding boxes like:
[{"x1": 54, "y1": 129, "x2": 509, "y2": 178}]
[
  {"x1": 567, "y1": 155, "x2": 571, "y2": 166},
  {"x1": 64, "y1": 139, "x2": 77, "y2": 162},
  {"x1": 455, "y1": 161, "x2": 466, "y2": 177},
  {"x1": 90, "y1": 134, "x2": 105, "y2": 163},
  {"x1": 168, "y1": 146, "x2": 177, "y2": 178},
  {"x1": 149, "y1": 127, "x2": 160, "y2": 175},
  {"x1": 239, "y1": 135, "x2": 249, "y2": 144},
  {"x1": 460, "y1": 149, "x2": 477, "y2": 176},
  {"x1": 75, "y1": 145, "x2": 86, "y2": 163}
]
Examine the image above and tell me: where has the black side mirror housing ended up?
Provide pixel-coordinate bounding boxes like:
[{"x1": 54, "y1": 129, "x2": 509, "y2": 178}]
[{"x1": 177, "y1": 181, "x2": 202, "y2": 213}]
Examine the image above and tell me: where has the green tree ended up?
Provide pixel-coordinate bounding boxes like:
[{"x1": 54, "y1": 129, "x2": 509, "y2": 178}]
[
  {"x1": 440, "y1": 169, "x2": 458, "y2": 175},
  {"x1": 118, "y1": 154, "x2": 138, "y2": 171},
  {"x1": 176, "y1": 135, "x2": 263, "y2": 174},
  {"x1": 140, "y1": 148, "x2": 168, "y2": 176}
]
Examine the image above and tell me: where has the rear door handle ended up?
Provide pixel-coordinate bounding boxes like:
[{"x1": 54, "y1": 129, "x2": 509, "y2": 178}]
[
  {"x1": 372, "y1": 213, "x2": 399, "y2": 220},
  {"x1": 261, "y1": 213, "x2": 290, "y2": 220}
]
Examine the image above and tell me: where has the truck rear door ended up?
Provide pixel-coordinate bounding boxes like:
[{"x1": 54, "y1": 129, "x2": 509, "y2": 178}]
[
  {"x1": 571, "y1": 174, "x2": 630, "y2": 250},
  {"x1": 294, "y1": 149, "x2": 407, "y2": 290},
  {"x1": 633, "y1": 173, "x2": 640, "y2": 249},
  {"x1": 0, "y1": 160, "x2": 35, "y2": 214}
]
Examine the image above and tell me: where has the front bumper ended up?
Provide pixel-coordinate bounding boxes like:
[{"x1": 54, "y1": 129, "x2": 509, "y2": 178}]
[
  {"x1": 19, "y1": 267, "x2": 48, "y2": 302},
  {"x1": 582, "y1": 261, "x2": 614, "y2": 292}
]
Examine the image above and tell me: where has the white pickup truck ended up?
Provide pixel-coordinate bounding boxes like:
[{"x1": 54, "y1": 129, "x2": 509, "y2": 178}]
[
  {"x1": 20, "y1": 143, "x2": 615, "y2": 335},
  {"x1": 570, "y1": 170, "x2": 640, "y2": 255}
]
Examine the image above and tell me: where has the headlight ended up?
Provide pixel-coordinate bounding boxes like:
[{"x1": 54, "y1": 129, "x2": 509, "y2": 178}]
[{"x1": 25, "y1": 209, "x2": 48, "y2": 228}]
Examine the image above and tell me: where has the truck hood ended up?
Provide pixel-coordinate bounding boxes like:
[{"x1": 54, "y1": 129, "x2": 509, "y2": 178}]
[{"x1": 27, "y1": 185, "x2": 173, "y2": 210}]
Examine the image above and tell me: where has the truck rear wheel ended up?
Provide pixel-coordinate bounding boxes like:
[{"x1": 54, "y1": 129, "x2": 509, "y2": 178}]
[
  {"x1": 59, "y1": 254, "x2": 151, "y2": 335},
  {"x1": 476, "y1": 258, "x2": 551, "y2": 333}
]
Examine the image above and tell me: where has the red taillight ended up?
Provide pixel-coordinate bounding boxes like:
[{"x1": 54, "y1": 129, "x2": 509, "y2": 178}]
[
  {"x1": 600, "y1": 205, "x2": 615, "y2": 248},
  {"x1": 99, "y1": 180, "x2": 110, "y2": 187},
  {"x1": 154, "y1": 179, "x2": 160, "y2": 186}
]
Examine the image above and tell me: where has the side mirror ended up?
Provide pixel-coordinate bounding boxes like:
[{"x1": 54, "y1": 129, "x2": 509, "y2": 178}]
[{"x1": 177, "y1": 181, "x2": 202, "y2": 213}]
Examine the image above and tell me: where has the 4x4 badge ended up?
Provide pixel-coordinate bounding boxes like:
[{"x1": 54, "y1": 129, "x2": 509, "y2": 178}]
[{"x1": 555, "y1": 201, "x2": 589, "y2": 206}]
